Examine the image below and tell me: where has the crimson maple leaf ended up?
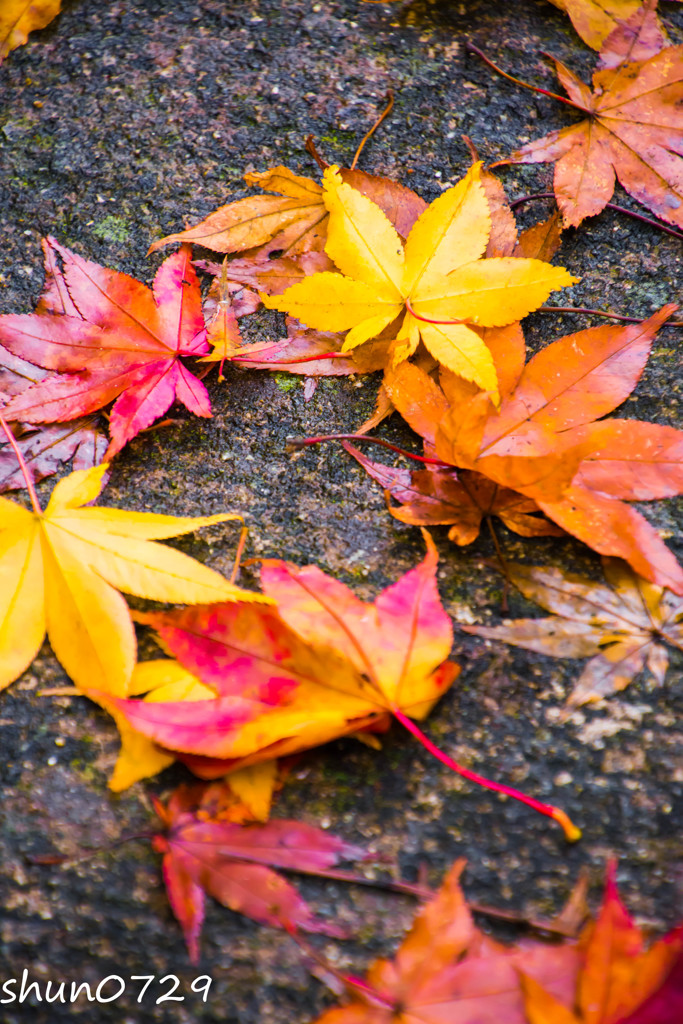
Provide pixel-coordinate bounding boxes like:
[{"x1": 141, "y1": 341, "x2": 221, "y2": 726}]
[
  {"x1": 0, "y1": 238, "x2": 211, "y2": 457},
  {"x1": 153, "y1": 780, "x2": 367, "y2": 962}
]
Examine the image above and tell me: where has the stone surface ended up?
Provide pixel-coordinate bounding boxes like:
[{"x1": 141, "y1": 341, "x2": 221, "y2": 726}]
[{"x1": 0, "y1": 1, "x2": 681, "y2": 1021}]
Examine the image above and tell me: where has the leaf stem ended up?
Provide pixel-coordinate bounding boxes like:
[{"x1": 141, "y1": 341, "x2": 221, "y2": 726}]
[
  {"x1": 231, "y1": 350, "x2": 349, "y2": 366},
  {"x1": 305, "y1": 135, "x2": 329, "y2": 171},
  {"x1": 288, "y1": 433, "x2": 451, "y2": 466},
  {"x1": 27, "y1": 832, "x2": 155, "y2": 866},
  {"x1": 288, "y1": 928, "x2": 396, "y2": 1010},
  {"x1": 466, "y1": 43, "x2": 587, "y2": 112},
  {"x1": 0, "y1": 410, "x2": 42, "y2": 514},
  {"x1": 392, "y1": 707, "x2": 581, "y2": 842},
  {"x1": 405, "y1": 297, "x2": 465, "y2": 326},
  {"x1": 229, "y1": 525, "x2": 249, "y2": 585},
  {"x1": 350, "y1": 89, "x2": 395, "y2": 170},
  {"x1": 296, "y1": 865, "x2": 579, "y2": 934},
  {"x1": 538, "y1": 306, "x2": 683, "y2": 327}
]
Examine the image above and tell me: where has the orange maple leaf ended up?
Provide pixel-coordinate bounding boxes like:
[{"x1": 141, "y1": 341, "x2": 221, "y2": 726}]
[
  {"x1": 101, "y1": 538, "x2": 580, "y2": 838},
  {"x1": 348, "y1": 307, "x2": 683, "y2": 593},
  {"x1": 312, "y1": 860, "x2": 581, "y2": 1024},
  {"x1": 484, "y1": 2, "x2": 683, "y2": 227},
  {"x1": 311, "y1": 861, "x2": 683, "y2": 1024},
  {"x1": 521, "y1": 863, "x2": 683, "y2": 1023}
]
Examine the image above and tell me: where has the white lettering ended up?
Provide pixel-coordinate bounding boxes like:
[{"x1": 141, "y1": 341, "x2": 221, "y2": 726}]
[
  {"x1": 70, "y1": 981, "x2": 95, "y2": 1002},
  {"x1": 45, "y1": 981, "x2": 66, "y2": 1004},
  {"x1": 1, "y1": 979, "x2": 17, "y2": 1004},
  {"x1": 19, "y1": 970, "x2": 42, "y2": 1003},
  {"x1": 95, "y1": 976, "x2": 125, "y2": 1003}
]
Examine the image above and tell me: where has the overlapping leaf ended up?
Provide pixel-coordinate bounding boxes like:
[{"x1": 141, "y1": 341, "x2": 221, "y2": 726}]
[
  {"x1": 499, "y1": 3, "x2": 683, "y2": 227},
  {"x1": 312, "y1": 860, "x2": 683, "y2": 1024},
  {"x1": 355, "y1": 307, "x2": 683, "y2": 592},
  {"x1": 312, "y1": 860, "x2": 580, "y2": 1024},
  {"x1": 263, "y1": 163, "x2": 576, "y2": 397},
  {"x1": 0, "y1": 346, "x2": 107, "y2": 491},
  {"x1": 545, "y1": 0, "x2": 671, "y2": 51},
  {"x1": 342, "y1": 424, "x2": 564, "y2": 545},
  {"x1": 0, "y1": 239, "x2": 211, "y2": 457},
  {"x1": 464, "y1": 558, "x2": 683, "y2": 708},
  {"x1": 0, "y1": 463, "x2": 259, "y2": 696},
  {"x1": 521, "y1": 863, "x2": 683, "y2": 1023},
  {"x1": 148, "y1": 164, "x2": 427, "y2": 295},
  {"x1": 152, "y1": 780, "x2": 367, "y2": 962},
  {"x1": 99, "y1": 537, "x2": 458, "y2": 780}
]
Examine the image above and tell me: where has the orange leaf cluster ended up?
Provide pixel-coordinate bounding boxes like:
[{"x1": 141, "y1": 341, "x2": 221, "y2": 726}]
[
  {"x1": 345, "y1": 303, "x2": 683, "y2": 593},
  {"x1": 313, "y1": 861, "x2": 683, "y2": 1024}
]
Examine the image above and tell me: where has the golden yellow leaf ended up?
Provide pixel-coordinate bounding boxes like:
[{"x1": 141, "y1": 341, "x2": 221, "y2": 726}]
[
  {"x1": 0, "y1": 0, "x2": 61, "y2": 62},
  {"x1": 0, "y1": 464, "x2": 266, "y2": 698},
  {"x1": 263, "y1": 163, "x2": 577, "y2": 399}
]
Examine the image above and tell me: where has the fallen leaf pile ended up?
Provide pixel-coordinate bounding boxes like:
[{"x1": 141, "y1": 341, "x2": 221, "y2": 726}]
[
  {"x1": 308, "y1": 859, "x2": 683, "y2": 1024},
  {"x1": 2, "y1": 0, "x2": 682, "y2": 1006},
  {"x1": 263, "y1": 162, "x2": 575, "y2": 396}
]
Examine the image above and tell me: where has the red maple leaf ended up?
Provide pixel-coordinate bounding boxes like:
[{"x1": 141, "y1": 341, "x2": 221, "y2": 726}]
[
  {"x1": 0, "y1": 238, "x2": 211, "y2": 457},
  {"x1": 152, "y1": 781, "x2": 367, "y2": 962}
]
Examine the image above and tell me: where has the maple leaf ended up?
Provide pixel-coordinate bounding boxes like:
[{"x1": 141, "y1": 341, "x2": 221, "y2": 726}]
[
  {"x1": 311, "y1": 860, "x2": 582, "y2": 1024},
  {"x1": 545, "y1": 0, "x2": 673, "y2": 52},
  {"x1": 360, "y1": 307, "x2": 683, "y2": 593},
  {"x1": 103, "y1": 538, "x2": 580, "y2": 838},
  {"x1": 0, "y1": 462, "x2": 262, "y2": 697},
  {"x1": 0, "y1": 346, "x2": 107, "y2": 492},
  {"x1": 102, "y1": 536, "x2": 457, "y2": 763},
  {"x1": 102, "y1": 602, "x2": 390, "y2": 791},
  {"x1": 227, "y1": 317, "x2": 392, "y2": 381},
  {"x1": 263, "y1": 163, "x2": 576, "y2": 398},
  {"x1": 0, "y1": 418, "x2": 107, "y2": 494},
  {"x1": 0, "y1": 0, "x2": 61, "y2": 62},
  {"x1": 148, "y1": 165, "x2": 427, "y2": 262},
  {"x1": 491, "y1": 2, "x2": 683, "y2": 227},
  {"x1": 152, "y1": 780, "x2": 367, "y2": 962},
  {"x1": 521, "y1": 863, "x2": 683, "y2": 1023},
  {"x1": 312, "y1": 861, "x2": 683, "y2": 1024},
  {"x1": 343, "y1": 441, "x2": 565, "y2": 545},
  {"x1": 0, "y1": 238, "x2": 211, "y2": 457},
  {"x1": 464, "y1": 559, "x2": 683, "y2": 709}
]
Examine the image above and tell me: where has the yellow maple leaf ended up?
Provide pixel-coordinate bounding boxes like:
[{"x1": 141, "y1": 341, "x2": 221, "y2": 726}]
[
  {"x1": 1, "y1": 0, "x2": 61, "y2": 62},
  {"x1": 0, "y1": 463, "x2": 267, "y2": 697},
  {"x1": 263, "y1": 163, "x2": 578, "y2": 400}
]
